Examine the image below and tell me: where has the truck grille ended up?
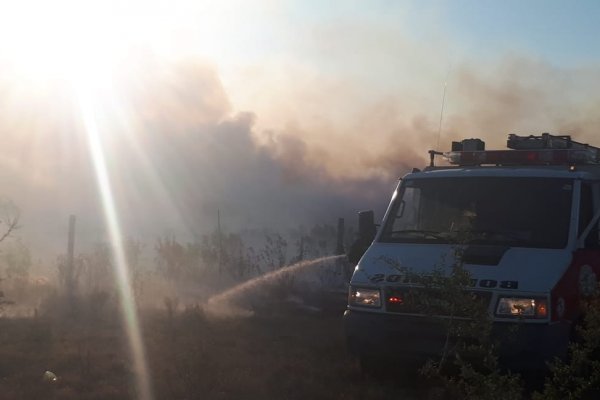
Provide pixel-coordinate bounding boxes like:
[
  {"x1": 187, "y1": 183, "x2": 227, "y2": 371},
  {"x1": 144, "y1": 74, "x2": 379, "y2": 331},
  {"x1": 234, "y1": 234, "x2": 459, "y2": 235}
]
[{"x1": 385, "y1": 286, "x2": 492, "y2": 316}]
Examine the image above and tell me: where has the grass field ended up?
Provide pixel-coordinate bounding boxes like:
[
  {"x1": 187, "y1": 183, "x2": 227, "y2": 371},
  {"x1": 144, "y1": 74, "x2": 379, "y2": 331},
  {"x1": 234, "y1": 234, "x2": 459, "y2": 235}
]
[{"x1": 0, "y1": 293, "x2": 426, "y2": 400}]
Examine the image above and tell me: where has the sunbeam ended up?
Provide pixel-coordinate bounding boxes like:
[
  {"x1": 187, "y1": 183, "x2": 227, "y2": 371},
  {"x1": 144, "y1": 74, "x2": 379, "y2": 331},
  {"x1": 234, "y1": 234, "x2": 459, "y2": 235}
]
[{"x1": 77, "y1": 88, "x2": 154, "y2": 400}]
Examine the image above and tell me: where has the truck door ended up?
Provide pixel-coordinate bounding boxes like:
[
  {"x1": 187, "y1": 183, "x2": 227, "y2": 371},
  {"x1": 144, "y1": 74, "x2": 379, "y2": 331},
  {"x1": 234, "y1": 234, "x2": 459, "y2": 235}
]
[{"x1": 553, "y1": 181, "x2": 600, "y2": 323}]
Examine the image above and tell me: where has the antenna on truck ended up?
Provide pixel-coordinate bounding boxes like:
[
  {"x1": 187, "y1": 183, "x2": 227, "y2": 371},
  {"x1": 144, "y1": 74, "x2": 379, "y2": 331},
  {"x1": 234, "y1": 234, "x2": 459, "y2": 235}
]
[{"x1": 436, "y1": 64, "x2": 452, "y2": 149}]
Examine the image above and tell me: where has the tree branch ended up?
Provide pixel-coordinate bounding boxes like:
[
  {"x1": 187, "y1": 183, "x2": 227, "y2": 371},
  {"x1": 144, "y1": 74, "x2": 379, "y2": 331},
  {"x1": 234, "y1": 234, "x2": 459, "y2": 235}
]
[{"x1": 0, "y1": 214, "x2": 19, "y2": 244}]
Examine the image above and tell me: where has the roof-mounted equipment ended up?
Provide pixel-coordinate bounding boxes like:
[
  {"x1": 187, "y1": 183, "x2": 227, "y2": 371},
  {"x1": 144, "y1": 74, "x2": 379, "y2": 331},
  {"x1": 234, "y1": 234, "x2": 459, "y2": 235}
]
[{"x1": 428, "y1": 133, "x2": 600, "y2": 167}]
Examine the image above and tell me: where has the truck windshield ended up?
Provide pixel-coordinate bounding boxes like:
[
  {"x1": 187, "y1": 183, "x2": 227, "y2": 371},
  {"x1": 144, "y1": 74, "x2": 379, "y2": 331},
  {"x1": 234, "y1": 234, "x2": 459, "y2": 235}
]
[{"x1": 380, "y1": 177, "x2": 573, "y2": 249}]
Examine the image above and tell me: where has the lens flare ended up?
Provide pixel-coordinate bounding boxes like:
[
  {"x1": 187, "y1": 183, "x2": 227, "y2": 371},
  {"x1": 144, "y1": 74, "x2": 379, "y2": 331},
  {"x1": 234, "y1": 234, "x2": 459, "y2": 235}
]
[{"x1": 78, "y1": 89, "x2": 154, "y2": 400}]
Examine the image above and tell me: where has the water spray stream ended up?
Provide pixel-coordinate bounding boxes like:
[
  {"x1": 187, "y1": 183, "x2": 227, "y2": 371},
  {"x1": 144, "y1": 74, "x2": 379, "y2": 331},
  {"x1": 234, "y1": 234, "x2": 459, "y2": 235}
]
[
  {"x1": 206, "y1": 254, "x2": 345, "y2": 316},
  {"x1": 78, "y1": 92, "x2": 154, "y2": 400}
]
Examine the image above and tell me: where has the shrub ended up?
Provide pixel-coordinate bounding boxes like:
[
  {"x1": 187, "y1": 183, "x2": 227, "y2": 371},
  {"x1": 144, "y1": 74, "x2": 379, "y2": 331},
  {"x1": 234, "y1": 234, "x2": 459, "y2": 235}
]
[
  {"x1": 533, "y1": 288, "x2": 600, "y2": 400},
  {"x1": 380, "y1": 245, "x2": 524, "y2": 399}
]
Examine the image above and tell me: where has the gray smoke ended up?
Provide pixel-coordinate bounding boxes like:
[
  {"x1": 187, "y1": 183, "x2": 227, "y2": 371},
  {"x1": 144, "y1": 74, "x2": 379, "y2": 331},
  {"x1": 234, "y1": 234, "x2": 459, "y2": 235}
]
[{"x1": 1, "y1": 52, "x2": 600, "y2": 256}]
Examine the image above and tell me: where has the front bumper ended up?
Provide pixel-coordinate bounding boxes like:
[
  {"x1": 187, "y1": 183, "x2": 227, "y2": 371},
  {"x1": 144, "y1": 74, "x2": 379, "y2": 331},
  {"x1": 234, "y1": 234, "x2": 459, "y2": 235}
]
[{"x1": 343, "y1": 309, "x2": 571, "y2": 370}]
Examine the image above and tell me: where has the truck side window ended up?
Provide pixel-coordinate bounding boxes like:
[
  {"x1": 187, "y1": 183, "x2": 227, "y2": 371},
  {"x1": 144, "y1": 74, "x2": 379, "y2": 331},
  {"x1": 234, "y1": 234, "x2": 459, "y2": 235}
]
[
  {"x1": 391, "y1": 186, "x2": 421, "y2": 230},
  {"x1": 579, "y1": 183, "x2": 599, "y2": 248}
]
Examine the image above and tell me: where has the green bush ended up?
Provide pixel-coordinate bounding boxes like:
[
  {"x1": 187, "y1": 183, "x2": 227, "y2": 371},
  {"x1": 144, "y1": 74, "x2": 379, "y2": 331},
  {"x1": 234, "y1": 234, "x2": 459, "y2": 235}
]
[
  {"x1": 533, "y1": 290, "x2": 600, "y2": 400},
  {"x1": 379, "y1": 246, "x2": 524, "y2": 399}
]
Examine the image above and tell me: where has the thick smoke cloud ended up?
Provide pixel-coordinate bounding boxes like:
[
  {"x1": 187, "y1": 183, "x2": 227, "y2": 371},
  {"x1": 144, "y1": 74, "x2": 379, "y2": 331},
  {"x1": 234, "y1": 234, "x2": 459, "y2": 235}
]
[
  {"x1": 442, "y1": 58, "x2": 600, "y2": 147},
  {"x1": 105, "y1": 57, "x2": 396, "y2": 237},
  {"x1": 0, "y1": 57, "x2": 401, "y2": 254},
  {"x1": 1, "y1": 50, "x2": 600, "y2": 255}
]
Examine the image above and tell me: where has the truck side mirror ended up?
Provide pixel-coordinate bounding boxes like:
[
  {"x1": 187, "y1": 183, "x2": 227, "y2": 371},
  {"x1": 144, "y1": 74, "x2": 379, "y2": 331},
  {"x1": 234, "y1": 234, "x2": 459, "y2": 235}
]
[
  {"x1": 358, "y1": 210, "x2": 377, "y2": 242},
  {"x1": 347, "y1": 210, "x2": 377, "y2": 265}
]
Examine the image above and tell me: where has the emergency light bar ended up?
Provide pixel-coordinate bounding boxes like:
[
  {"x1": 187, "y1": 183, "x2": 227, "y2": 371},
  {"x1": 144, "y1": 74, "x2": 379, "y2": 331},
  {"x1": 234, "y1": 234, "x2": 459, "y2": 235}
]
[{"x1": 444, "y1": 148, "x2": 600, "y2": 166}]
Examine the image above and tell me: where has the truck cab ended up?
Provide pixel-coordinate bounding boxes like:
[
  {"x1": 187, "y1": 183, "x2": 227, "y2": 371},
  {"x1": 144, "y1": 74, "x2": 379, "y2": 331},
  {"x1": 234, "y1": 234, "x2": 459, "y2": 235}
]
[{"x1": 344, "y1": 133, "x2": 600, "y2": 370}]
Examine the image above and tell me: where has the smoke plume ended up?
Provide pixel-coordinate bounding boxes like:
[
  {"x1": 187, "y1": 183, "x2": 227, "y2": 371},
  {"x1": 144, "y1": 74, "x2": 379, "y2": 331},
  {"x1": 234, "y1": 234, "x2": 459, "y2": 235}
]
[{"x1": 1, "y1": 37, "x2": 600, "y2": 256}]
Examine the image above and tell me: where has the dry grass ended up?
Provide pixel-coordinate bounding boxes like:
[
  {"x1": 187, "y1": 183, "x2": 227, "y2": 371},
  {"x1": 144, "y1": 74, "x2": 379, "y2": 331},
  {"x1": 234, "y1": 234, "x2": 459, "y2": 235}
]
[
  {"x1": 0, "y1": 314, "x2": 130, "y2": 399},
  {"x1": 0, "y1": 295, "x2": 423, "y2": 400}
]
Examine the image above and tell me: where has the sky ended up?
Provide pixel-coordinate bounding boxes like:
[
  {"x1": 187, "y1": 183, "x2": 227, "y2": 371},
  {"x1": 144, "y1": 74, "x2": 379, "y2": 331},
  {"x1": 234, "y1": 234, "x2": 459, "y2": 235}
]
[{"x1": 0, "y1": 0, "x2": 600, "y2": 255}]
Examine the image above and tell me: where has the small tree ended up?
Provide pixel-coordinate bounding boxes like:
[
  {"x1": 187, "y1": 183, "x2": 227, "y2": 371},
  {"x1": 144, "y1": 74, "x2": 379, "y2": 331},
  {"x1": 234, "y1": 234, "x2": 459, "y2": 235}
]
[
  {"x1": 533, "y1": 286, "x2": 600, "y2": 399},
  {"x1": 155, "y1": 236, "x2": 187, "y2": 282},
  {"x1": 0, "y1": 199, "x2": 19, "y2": 314},
  {"x1": 378, "y1": 243, "x2": 523, "y2": 399},
  {"x1": 0, "y1": 198, "x2": 18, "y2": 245},
  {"x1": 2, "y1": 239, "x2": 31, "y2": 279},
  {"x1": 421, "y1": 246, "x2": 522, "y2": 399},
  {"x1": 414, "y1": 258, "x2": 522, "y2": 399},
  {"x1": 259, "y1": 231, "x2": 287, "y2": 271}
]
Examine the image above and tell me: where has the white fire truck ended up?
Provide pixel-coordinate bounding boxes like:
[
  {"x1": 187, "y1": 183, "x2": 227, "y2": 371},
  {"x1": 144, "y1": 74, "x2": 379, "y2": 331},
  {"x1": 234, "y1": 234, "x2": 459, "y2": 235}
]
[{"x1": 344, "y1": 133, "x2": 600, "y2": 370}]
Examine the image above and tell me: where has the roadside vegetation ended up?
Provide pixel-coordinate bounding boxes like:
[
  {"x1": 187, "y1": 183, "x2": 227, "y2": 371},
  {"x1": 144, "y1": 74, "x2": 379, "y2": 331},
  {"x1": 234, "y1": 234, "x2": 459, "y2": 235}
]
[
  {"x1": 533, "y1": 290, "x2": 600, "y2": 400},
  {"x1": 1, "y1": 211, "x2": 600, "y2": 399},
  {"x1": 409, "y1": 249, "x2": 523, "y2": 399},
  {"x1": 0, "y1": 219, "x2": 416, "y2": 399},
  {"x1": 0, "y1": 298, "x2": 423, "y2": 400}
]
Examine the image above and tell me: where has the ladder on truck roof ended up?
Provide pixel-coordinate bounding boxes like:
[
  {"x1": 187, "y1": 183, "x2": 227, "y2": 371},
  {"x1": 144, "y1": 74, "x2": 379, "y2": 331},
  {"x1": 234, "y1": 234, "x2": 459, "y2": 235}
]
[
  {"x1": 506, "y1": 133, "x2": 600, "y2": 166},
  {"x1": 428, "y1": 133, "x2": 600, "y2": 167},
  {"x1": 507, "y1": 133, "x2": 600, "y2": 153}
]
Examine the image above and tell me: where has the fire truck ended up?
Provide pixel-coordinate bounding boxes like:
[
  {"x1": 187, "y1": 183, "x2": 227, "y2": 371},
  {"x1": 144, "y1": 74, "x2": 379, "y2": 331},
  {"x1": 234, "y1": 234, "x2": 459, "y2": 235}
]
[{"x1": 344, "y1": 133, "x2": 600, "y2": 371}]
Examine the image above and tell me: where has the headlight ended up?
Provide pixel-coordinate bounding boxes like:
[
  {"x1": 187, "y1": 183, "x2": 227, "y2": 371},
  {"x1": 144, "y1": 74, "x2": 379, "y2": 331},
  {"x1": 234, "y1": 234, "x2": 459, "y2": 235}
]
[
  {"x1": 495, "y1": 297, "x2": 548, "y2": 319},
  {"x1": 349, "y1": 286, "x2": 381, "y2": 308}
]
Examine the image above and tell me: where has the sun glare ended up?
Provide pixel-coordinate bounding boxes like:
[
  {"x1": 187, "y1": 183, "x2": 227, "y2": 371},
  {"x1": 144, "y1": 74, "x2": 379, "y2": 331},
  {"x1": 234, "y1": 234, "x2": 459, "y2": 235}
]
[
  {"x1": 0, "y1": 0, "x2": 192, "y2": 91},
  {"x1": 77, "y1": 82, "x2": 154, "y2": 400},
  {"x1": 0, "y1": 2, "x2": 177, "y2": 399},
  {"x1": 0, "y1": 2, "x2": 261, "y2": 396},
  {"x1": 0, "y1": 0, "x2": 264, "y2": 86},
  {"x1": 1, "y1": 3, "x2": 105, "y2": 82}
]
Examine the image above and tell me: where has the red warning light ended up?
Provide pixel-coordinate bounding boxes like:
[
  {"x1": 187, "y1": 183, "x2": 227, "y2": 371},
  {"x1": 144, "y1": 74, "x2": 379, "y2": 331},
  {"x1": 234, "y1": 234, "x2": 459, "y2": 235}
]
[
  {"x1": 388, "y1": 296, "x2": 403, "y2": 304},
  {"x1": 536, "y1": 300, "x2": 548, "y2": 318}
]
